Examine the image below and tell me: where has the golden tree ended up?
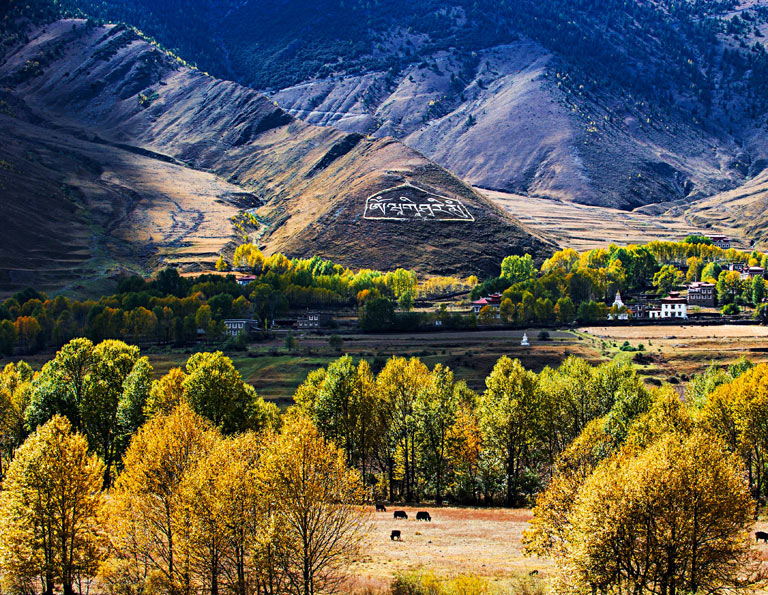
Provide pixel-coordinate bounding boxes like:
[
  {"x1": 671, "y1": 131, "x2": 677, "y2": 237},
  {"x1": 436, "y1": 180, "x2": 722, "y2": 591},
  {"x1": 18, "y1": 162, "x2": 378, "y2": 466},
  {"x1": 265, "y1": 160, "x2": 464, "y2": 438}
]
[
  {"x1": 103, "y1": 404, "x2": 221, "y2": 595},
  {"x1": 257, "y1": 414, "x2": 369, "y2": 595},
  {"x1": 0, "y1": 361, "x2": 34, "y2": 479},
  {"x1": 0, "y1": 415, "x2": 105, "y2": 595},
  {"x1": 144, "y1": 366, "x2": 187, "y2": 418},
  {"x1": 555, "y1": 432, "x2": 757, "y2": 595},
  {"x1": 701, "y1": 363, "x2": 768, "y2": 497},
  {"x1": 181, "y1": 432, "x2": 286, "y2": 595}
]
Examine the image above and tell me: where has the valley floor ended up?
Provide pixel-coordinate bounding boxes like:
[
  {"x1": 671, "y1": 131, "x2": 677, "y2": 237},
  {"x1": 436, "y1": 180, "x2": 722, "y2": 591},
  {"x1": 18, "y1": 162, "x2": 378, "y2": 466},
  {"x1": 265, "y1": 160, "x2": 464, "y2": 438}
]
[
  {"x1": 9, "y1": 324, "x2": 766, "y2": 406},
  {"x1": 348, "y1": 507, "x2": 549, "y2": 592}
]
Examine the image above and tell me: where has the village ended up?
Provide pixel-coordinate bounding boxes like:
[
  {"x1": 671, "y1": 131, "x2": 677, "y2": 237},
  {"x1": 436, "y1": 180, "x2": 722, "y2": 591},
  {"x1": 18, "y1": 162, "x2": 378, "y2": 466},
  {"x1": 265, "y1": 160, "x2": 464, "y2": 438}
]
[{"x1": 220, "y1": 234, "x2": 767, "y2": 339}]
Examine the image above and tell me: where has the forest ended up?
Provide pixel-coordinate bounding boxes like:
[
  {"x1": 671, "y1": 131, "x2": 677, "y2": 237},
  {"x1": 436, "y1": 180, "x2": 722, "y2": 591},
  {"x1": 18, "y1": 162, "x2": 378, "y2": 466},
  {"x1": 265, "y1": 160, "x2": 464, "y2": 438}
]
[{"x1": 0, "y1": 338, "x2": 766, "y2": 594}]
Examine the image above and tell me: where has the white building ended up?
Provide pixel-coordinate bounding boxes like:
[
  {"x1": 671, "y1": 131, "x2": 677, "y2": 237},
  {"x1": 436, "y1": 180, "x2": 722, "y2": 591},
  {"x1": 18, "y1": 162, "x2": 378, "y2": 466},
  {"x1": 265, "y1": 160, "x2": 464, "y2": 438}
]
[{"x1": 660, "y1": 297, "x2": 687, "y2": 319}]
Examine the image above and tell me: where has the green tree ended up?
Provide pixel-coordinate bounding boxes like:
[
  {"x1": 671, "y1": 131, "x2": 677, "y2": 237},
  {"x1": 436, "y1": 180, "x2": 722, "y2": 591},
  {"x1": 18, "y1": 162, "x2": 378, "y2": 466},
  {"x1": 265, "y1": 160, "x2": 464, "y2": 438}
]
[
  {"x1": 717, "y1": 270, "x2": 743, "y2": 304},
  {"x1": 376, "y1": 356, "x2": 431, "y2": 501},
  {"x1": 359, "y1": 297, "x2": 394, "y2": 331},
  {"x1": 183, "y1": 351, "x2": 277, "y2": 434},
  {"x1": 414, "y1": 364, "x2": 459, "y2": 505},
  {"x1": 652, "y1": 264, "x2": 684, "y2": 294},
  {"x1": 0, "y1": 319, "x2": 17, "y2": 356},
  {"x1": 701, "y1": 261, "x2": 722, "y2": 283},
  {"x1": 0, "y1": 416, "x2": 105, "y2": 595},
  {"x1": 477, "y1": 356, "x2": 540, "y2": 506},
  {"x1": 684, "y1": 234, "x2": 713, "y2": 245},
  {"x1": 500, "y1": 254, "x2": 536, "y2": 283},
  {"x1": 554, "y1": 296, "x2": 575, "y2": 325},
  {"x1": 26, "y1": 339, "x2": 150, "y2": 485},
  {"x1": 751, "y1": 275, "x2": 766, "y2": 305}
]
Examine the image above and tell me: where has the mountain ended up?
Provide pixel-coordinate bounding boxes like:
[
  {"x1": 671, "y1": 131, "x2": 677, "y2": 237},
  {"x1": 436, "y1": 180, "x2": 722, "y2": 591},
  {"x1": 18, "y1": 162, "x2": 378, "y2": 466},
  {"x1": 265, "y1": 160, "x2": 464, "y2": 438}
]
[
  {"x1": 19, "y1": 0, "x2": 768, "y2": 224},
  {"x1": 0, "y1": 18, "x2": 552, "y2": 294}
]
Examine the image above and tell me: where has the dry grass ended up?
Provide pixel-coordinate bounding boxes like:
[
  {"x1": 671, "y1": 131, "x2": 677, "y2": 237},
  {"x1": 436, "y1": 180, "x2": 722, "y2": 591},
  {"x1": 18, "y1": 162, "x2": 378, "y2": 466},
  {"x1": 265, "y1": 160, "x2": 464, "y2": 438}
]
[
  {"x1": 480, "y1": 188, "x2": 749, "y2": 251},
  {"x1": 346, "y1": 507, "x2": 768, "y2": 594},
  {"x1": 347, "y1": 507, "x2": 551, "y2": 593},
  {"x1": 578, "y1": 324, "x2": 768, "y2": 382}
]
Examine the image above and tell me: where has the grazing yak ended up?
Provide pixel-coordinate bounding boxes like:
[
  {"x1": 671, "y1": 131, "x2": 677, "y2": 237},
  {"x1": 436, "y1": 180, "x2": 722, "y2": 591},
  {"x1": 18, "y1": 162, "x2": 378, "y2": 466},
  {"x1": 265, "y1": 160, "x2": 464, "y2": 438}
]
[
  {"x1": 390, "y1": 529, "x2": 402, "y2": 541},
  {"x1": 394, "y1": 510, "x2": 408, "y2": 520},
  {"x1": 376, "y1": 503, "x2": 387, "y2": 512},
  {"x1": 756, "y1": 531, "x2": 768, "y2": 543},
  {"x1": 416, "y1": 511, "x2": 432, "y2": 522}
]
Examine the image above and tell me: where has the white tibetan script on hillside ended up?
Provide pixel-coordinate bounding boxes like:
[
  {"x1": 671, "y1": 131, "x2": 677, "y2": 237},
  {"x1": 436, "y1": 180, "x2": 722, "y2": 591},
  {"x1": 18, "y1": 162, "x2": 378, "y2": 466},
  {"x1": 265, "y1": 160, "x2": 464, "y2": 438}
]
[{"x1": 363, "y1": 184, "x2": 474, "y2": 222}]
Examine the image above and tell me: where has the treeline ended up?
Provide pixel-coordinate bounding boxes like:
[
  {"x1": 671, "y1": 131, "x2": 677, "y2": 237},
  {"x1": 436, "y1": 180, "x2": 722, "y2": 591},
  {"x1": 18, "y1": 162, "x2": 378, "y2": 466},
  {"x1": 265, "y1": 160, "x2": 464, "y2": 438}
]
[
  {"x1": 0, "y1": 248, "x2": 474, "y2": 354},
  {"x1": 468, "y1": 240, "x2": 766, "y2": 326},
  {"x1": 0, "y1": 407, "x2": 366, "y2": 595}
]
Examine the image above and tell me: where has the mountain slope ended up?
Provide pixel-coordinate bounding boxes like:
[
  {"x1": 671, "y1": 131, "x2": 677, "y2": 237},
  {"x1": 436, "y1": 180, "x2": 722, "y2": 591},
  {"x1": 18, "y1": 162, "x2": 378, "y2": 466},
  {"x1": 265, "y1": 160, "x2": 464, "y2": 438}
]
[
  {"x1": 0, "y1": 19, "x2": 550, "y2": 292},
  {"x1": 14, "y1": 0, "x2": 768, "y2": 213}
]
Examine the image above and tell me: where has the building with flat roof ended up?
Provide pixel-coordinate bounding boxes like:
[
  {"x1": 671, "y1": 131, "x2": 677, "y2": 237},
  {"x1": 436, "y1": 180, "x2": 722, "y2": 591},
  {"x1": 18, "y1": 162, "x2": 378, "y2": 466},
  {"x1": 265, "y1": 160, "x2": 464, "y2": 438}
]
[
  {"x1": 660, "y1": 296, "x2": 687, "y2": 319},
  {"x1": 687, "y1": 282, "x2": 715, "y2": 308}
]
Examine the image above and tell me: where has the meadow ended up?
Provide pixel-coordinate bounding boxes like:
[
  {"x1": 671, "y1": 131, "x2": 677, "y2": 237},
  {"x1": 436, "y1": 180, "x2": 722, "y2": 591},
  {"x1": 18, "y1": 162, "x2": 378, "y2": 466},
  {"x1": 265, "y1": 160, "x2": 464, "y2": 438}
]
[
  {"x1": 348, "y1": 506, "x2": 550, "y2": 593},
  {"x1": 9, "y1": 323, "x2": 766, "y2": 405}
]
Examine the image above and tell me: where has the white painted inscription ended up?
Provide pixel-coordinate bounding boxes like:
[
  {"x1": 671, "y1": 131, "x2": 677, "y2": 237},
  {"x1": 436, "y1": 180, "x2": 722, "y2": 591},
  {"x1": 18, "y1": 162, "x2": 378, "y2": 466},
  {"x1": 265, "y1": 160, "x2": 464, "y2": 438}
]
[{"x1": 363, "y1": 184, "x2": 474, "y2": 222}]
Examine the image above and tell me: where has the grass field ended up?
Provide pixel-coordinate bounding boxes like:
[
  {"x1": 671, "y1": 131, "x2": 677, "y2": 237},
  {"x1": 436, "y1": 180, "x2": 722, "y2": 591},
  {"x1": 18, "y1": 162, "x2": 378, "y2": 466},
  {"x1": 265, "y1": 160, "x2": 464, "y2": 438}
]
[
  {"x1": 346, "y1": 505, "x2": 768, "y2": 593},
  {"x1": 479, "y1": 188, "x2": 749, "y2": 251},
  {"x1": 140, "y1": 328, "x2": 598, "y2": 405},
  {"x1": 347, "y1": 506, "x2": 550, "y2": 593},
  {"x1": 578, "y1": 324, "x2": 768, "y2": 381}
]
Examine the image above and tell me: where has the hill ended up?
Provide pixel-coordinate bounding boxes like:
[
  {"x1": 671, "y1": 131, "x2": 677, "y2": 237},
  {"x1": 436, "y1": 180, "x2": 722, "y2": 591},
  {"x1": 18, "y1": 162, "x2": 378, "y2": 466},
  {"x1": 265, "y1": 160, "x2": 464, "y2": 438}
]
[{"x1": 0, "y1": 19, "x2": 550, "y2": 294}]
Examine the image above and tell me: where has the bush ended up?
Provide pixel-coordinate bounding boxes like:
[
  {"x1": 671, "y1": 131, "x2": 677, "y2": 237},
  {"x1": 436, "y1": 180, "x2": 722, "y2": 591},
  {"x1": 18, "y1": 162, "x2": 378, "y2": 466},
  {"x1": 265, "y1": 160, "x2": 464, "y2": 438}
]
[
  {"x1": 537, "y1": 331, "x2": 550, "y2": 341},
  {"x1": 721, "y1": 303, "x2": 740, "y2": 316},
  {"x1": 329, "y1": 334, "x2": 343, "y2": 351},
  {"x1": 390, "y1": 572, "x2": 491, "y2": 595}
]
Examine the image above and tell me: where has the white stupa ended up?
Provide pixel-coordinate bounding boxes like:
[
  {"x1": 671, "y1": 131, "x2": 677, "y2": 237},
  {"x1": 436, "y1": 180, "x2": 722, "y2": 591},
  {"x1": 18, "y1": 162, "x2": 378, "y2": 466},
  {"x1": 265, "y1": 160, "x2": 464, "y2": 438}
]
[
  {"x1": 610, "y1": 291, "x2": 629, "y2": 320},
  {"x1": 521, "y1": 332, "x2": 530, "y2": 346}
]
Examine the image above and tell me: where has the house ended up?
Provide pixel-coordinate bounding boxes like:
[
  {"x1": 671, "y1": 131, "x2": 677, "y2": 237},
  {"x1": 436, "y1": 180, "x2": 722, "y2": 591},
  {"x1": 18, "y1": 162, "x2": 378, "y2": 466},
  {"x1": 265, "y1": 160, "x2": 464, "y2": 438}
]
[
  {"x1": 297, "y1": 312, "x2": 331, "y2": 329},
  {"x1": 649, "y1": 308, "x2": 662, "y2": 319},
  {"x1": 709, "y1": 234, "x2": 731, "y2": 249},
  {"x1": 687, "y1": 282, "x2": 715, "y2": 308},
  {"x1": 236, "y1": 275, "x2": 257, "y2": 286},
  {"x1": 471, "y1": 293, "x2": 503, "y2": 316},
  {"x1": 660, "y1": 296, "x2": 688, "y2": 319},
  {"x1": 729, "y1": 263, "x2": 766, "y2": 280},
  {"x1": 223, "y1": 319, "x2": 260, "y2": 337},
  {"x1": 632, "y1": 302, "x2": 652, "y2": 319}
]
